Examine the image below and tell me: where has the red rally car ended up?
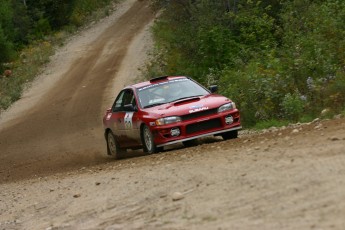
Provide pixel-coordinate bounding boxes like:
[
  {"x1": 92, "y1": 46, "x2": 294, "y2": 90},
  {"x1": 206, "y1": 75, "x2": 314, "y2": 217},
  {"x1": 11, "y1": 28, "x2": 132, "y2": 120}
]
[{"x1": 103, "y1": 76, "x2": 241, "y2": 158}]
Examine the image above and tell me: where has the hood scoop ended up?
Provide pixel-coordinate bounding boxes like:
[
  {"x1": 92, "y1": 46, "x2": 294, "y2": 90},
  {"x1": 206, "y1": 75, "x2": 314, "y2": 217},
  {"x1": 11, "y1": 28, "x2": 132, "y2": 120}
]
[{"x1": 173, "y1": 97, "x2": 200, "y2": 106}]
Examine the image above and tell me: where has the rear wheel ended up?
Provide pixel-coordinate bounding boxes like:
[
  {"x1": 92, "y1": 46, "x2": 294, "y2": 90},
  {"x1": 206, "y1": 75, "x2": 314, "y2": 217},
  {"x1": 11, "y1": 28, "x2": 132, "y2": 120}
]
[
  {"x1": 141, "y1": 125, "x2": 162, "y2": 154},
  {"x1": 106, "y1": 131, "x2": 124, "y2": 159},
  {"x1": 221, "y1": 130, "x2": 238, "y2": 140}
]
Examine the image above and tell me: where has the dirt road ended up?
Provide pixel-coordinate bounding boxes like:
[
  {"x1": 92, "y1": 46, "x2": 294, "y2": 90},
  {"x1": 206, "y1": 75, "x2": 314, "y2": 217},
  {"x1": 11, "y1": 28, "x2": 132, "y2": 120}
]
[
  {"x1": 0, "y1": 0, "x2": 154, "y2": 183},
  {"x1": 1, "y1": 0, "x2": 345, "y2": 229}
]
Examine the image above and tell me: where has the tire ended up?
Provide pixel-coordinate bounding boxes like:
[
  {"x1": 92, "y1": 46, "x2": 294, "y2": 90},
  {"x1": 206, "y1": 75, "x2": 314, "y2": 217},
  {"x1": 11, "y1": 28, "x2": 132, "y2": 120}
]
[
  {"x1": 141, "y1": 125, "x2": 161, "y2": 154},
  {"x1": 182, "y1": 139, "x2": 199, "y2": 147},
  {"x1": 221, "y1": 130, "x2": 238, "y2": 140},
  {"x1": 106, "y1": 131, "x2": 124, "y2": 159}
]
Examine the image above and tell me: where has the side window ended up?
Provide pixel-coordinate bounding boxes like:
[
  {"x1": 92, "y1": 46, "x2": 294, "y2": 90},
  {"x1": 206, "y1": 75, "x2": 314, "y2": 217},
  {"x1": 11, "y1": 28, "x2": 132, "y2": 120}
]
[
  {"x1": 112, "y1": 90, "x2": 125, "y2": 112},
  {"x1": 112, "y1": 89, "x2": 136, "y2": 112},
  {"x1": 122, "y1": 90, "x2": 133, "y2": 106}
]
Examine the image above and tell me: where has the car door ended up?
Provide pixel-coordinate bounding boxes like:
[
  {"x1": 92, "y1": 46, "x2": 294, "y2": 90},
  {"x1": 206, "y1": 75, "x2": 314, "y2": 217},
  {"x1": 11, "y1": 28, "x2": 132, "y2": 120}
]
[
  {"x1": 111, "y1": 89, "x2": 141, "y2": 148},
  {"x1": 110, "y1": 90, "x2": 126, "y2": 145}
]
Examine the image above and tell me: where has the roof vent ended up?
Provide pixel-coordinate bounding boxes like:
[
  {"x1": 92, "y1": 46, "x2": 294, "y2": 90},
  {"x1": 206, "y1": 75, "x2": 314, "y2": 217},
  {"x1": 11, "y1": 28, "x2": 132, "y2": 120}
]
[{"x1": 149, "y1": 76, "x2": 168, "y2": 83}]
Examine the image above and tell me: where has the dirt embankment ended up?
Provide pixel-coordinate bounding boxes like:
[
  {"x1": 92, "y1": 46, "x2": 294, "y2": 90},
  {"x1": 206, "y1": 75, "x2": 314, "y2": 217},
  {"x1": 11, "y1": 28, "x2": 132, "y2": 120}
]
[{"x1": 1, "y1": 0, "x2": 345, "y2": 229}]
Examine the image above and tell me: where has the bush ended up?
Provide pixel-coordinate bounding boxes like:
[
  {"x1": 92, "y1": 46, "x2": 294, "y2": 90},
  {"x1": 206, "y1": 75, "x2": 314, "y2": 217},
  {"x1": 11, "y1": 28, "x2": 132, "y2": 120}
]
[
  {"x1": 281, "y1": 92, "x2": 305, "y2": 121},
  {"x1": 148, "y1": 0, "x2": 345, "y2": 127}
]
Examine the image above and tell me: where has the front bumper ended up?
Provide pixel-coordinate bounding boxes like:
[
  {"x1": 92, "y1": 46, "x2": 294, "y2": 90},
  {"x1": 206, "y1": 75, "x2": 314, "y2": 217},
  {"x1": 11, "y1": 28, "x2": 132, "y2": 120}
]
[
  {"x1": 150, "y1": 110, "x2": 241, "y2": 147},
  {"x1": 156, "y1": 125, "x2": 241, "y2": 147}
]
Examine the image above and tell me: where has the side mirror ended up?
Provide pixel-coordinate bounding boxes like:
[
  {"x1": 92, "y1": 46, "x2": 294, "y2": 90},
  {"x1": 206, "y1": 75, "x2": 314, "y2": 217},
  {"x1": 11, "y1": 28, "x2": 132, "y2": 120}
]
[
  {"x1": 209, "y1": 85, "x2": 218, "y2": 93},
  {"x1": 124, "y1": 104, "x2": 137, "y2": 112}
]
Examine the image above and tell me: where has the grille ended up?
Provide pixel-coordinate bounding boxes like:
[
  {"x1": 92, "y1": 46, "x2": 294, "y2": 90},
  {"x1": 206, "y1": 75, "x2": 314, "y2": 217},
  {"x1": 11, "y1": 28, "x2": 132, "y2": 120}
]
[
  {"x1": 181, "y1": 108, "x2": 217, "y2": 121},
  {"x1": 186, "y1": 118, "x2": 222, "y2": 134}
]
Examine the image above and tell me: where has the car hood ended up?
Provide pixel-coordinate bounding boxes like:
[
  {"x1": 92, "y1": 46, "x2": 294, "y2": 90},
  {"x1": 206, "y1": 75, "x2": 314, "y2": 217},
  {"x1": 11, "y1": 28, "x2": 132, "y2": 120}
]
[{"x1": 144, "y1": 94, "x2": 231, "y2": 117}]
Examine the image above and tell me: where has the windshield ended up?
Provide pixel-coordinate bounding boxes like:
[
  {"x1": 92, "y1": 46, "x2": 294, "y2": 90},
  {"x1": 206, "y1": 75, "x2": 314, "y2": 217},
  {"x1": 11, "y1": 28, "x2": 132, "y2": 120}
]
[{"x1": 137, "y1": 78, "x2": 209, "y2": 109}]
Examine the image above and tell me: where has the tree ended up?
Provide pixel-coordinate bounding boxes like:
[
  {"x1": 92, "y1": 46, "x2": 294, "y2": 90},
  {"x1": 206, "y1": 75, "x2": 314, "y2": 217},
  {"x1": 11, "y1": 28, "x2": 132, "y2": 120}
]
[
  {"x1": 0, "y1": 25, "x2": 14, "y2": 64},
  {"x1": 0, "y1": 0, "x2": 15, "y2": 64}
]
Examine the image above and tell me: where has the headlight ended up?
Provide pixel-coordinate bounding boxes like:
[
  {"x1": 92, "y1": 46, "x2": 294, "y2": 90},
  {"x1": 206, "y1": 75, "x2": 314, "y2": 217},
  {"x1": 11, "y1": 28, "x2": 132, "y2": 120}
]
[
  {"x1": 218, "y1": 102, "x2": 236, "y2": 113},
  {"x1": 156, "y1": 116, "x2": 182, "y2": 126}
]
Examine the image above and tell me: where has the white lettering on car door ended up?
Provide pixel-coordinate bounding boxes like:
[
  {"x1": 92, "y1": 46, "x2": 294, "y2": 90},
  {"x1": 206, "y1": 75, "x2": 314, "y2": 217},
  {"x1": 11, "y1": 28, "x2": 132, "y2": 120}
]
[{"x1": 124, "y1": 112, "x2": 134, "y2": 129}]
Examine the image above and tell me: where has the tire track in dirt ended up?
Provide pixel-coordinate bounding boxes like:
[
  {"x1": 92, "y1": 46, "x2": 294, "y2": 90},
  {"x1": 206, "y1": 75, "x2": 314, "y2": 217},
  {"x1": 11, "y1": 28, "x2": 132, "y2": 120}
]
[{"x1": 0, "y1": 0, "x2": 154, "y2": 183}]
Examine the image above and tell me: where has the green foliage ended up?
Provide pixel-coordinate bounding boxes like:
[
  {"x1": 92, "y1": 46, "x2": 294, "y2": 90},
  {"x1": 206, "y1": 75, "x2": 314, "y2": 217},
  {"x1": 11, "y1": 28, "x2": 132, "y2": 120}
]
[
  {"x1": 11, "y1": 1, "x2": 31, "y2": 44},
  {"x1": 281, "y1": 92, "x2": 305, "y2": 121},
  {"x1": 0, "y1": 0, "x2": 117, "y2": 54},
  {"x1": 0, "y1": 26, "x2": 14, "y2": 64},
  {"x1": 0, "y1": 0, "x2": 119, "y2": 111},
  {"x1": 149, "y1": 0, "x2": 345, "y2": 127},
  {"x1": 0, "y1": 41, "x2": 54, "y2": 110},
  {"x1": 0, "y1": 0, "x2": 15, "y2": 64},
  {"x1": 150, "y1": 1, "x2": 278, "y2": 83},
  {"x1": 70, "y1": 0, "x2": 114, "y2": 26},
  {"x1": 0, "y1": 0, "x2": 14, "y2": 36},
  {"x1": 253, "y1": 119, "x2": 290, "y2": 130}
]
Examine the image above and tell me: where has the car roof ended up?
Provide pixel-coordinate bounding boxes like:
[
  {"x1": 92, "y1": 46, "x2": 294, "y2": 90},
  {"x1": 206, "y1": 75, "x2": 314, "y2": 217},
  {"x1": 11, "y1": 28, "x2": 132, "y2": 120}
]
[{"x1": 130, "y1": 76, "x2": 188, "y2": 89}]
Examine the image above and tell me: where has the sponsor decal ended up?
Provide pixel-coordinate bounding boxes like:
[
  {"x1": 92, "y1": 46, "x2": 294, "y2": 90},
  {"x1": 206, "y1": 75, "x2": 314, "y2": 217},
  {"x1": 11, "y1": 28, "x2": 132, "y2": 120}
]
[
  {"x1": 149, "y1": 122, "x2": 156, "y2": 126},
  {"x1": 124, "y1": 112, "x2": 134, "y2": 129},
  {"x1": 106, "y1": 113, "x2": 112, "y2": 120},
  {"x1": 190, "y1": 105, "x2": 203, "y2": 109},
  {"x1": 138, "y1": 78, "x2": 188, "y2": 91},
  {"x1": 189, "y1": 105, "x2": 208, "y2": 113}
]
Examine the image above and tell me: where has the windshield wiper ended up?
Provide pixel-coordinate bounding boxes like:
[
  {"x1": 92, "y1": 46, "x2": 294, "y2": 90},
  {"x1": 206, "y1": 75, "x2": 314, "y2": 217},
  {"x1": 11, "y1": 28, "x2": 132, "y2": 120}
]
[{"x1": 143, "y1": 103, "x2": 165, "y2": 109}]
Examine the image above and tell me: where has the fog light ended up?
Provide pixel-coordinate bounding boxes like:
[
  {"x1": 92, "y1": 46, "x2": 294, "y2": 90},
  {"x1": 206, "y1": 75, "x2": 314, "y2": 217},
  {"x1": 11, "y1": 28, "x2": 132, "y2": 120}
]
[
  {"x1": 225, "y1": 115, "x2": 233, "y2": 125},
  {"x1": 171, "y1": 127, "x2": 180, "y2": 137}
]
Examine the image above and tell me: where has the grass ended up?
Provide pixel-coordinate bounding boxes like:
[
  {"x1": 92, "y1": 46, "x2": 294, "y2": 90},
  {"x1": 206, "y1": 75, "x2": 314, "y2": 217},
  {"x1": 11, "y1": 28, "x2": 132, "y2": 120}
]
[
  {"x1": 342, "y1": 109, "x2": 345, "y2": 117},
  {"x1": 253, "y1": 119, "x2": 291, "y2": 130}
]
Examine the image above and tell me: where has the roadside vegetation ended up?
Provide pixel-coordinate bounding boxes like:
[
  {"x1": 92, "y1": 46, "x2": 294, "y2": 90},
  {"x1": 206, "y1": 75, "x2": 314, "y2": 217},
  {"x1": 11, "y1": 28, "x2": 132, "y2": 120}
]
[
  {"x1": 148, "y1": 0, "x2": 345, "y2": 128},
  {"x1": 0, "y1": 0, "x2": 120, "y2": 112}
]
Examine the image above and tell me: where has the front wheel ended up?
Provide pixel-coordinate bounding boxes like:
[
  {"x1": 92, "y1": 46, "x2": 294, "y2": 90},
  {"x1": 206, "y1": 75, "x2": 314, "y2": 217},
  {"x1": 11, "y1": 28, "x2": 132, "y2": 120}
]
[
  {"x1": 221, "y1": 130, "x2": 238, "y2": 140},
  {"x1": 141, "y1": 125, "x2": 161, "y2": 154}
]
